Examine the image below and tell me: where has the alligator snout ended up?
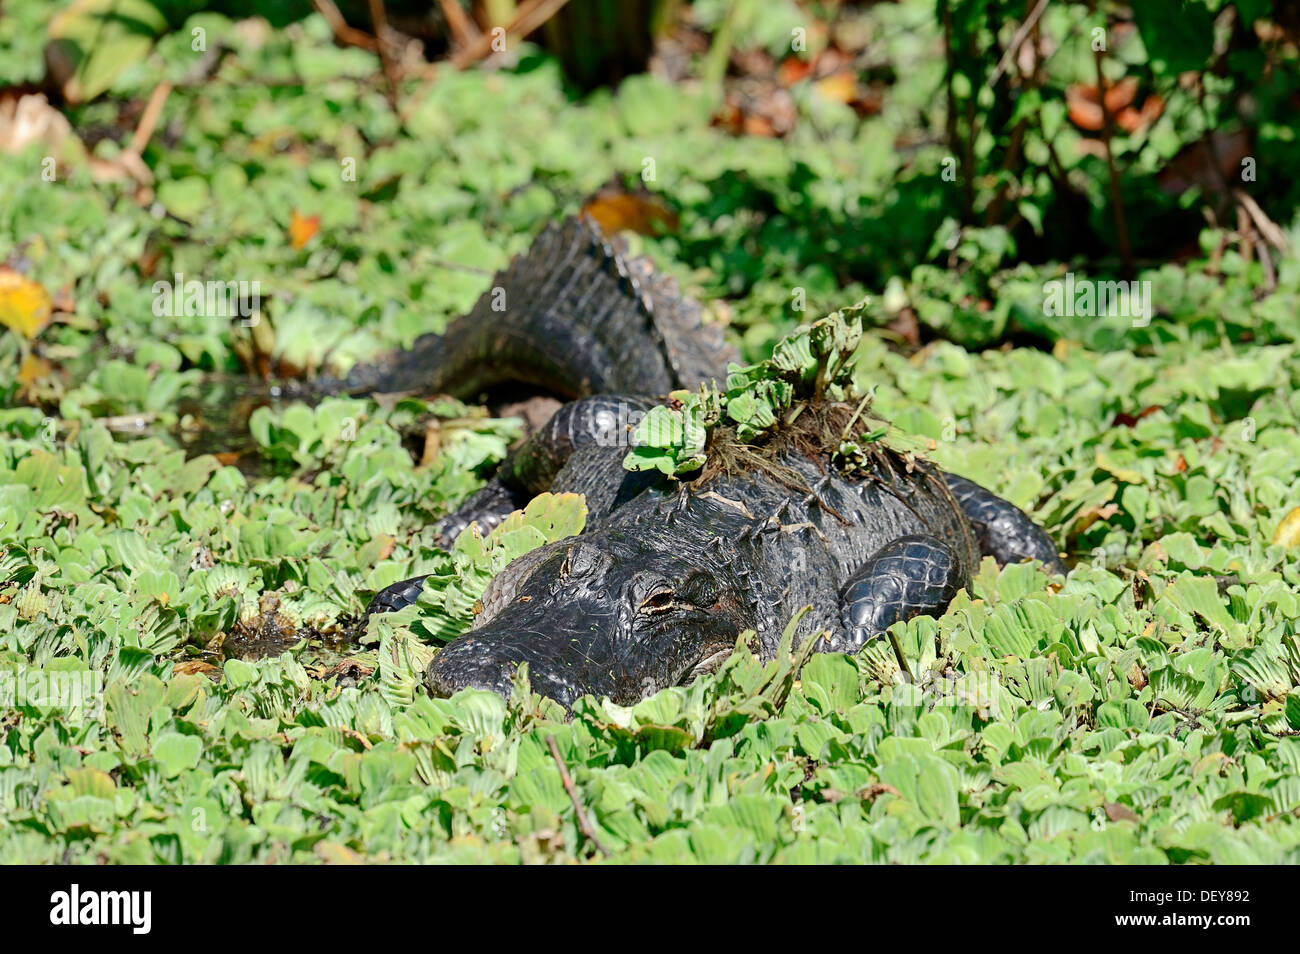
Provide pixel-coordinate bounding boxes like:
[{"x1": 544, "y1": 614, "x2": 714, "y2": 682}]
[
  {"x1": 424, "y1": 631, "x2": 593, "y2": 707},
  {"x1": 420, "y1": 529, "x2": 755, "y2": 708},
  {"x1": 425, "y1": 639, "x2": 517, "y2": 699}
]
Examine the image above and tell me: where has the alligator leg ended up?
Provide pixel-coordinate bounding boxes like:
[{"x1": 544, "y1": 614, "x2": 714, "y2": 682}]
[
  {"x1": 502, "y1": 394, "x2": 658, "y2": 490},
  {"x1": 369, "y1": 395, "x2": 656, "y2": 616},
  {"x1": 366, "y1": 574, "x2": 433, "y2": 616},
  {"x1": 431, "y1": 394, "x2": 658, "y2": 541},
  {"x1": 367, "y1": 481, "x2": 523, "y2": 618},
  {"x1": 368, "y1": 482, "x2": 539, "y2": 612},
  {"x1": 431, "y1": 478, "x2": 526, "y2": 545},
  {"x1": 940, "y1": 473, "x2": 1066, "y2": 574},
  {"x1": 831, "y1": 535, "x2": 964, "y2": 652},
  {"x1": 370, "y1": 473, "x2": 565, "y2": 617}
]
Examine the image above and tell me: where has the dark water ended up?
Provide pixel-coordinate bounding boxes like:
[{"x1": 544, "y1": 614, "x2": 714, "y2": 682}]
[
  {"x1": 169, "y1": 609, "x2": 363, "y2": 672},
  {"x1": 167, "y1": 374, "x2": 364, "y2": 663},
  {"x1": 172, "y1": 373, "x2": 283, "y2": 477}
]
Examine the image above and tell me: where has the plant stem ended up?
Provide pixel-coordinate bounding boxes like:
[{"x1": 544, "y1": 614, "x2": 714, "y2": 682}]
[{"x1": 1089, "y1": 2, "x2": 1133, "y2": 277}]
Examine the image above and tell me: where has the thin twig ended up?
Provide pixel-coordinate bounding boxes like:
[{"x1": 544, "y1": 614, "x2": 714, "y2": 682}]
[
  {"x1": 1236, "y1": 201, "x2": 1256, "y2": 263},
  {"x1": 450, "y1": 0, "x2": 571, "y2": 69},
  {"x1": 546, "y1": 734, "x2": 609, "y2": 857},
  {"x1": 439, "y1": 0, "x2": 481, "y2": 49},
  {"x1": 115, "y1": 43, "x2": 227, "y2": 187},
  {"x1": 841, "y1": 391, "x2": 875, "y2": 440},
  {"x1": 127, "y1": 82, "x2": 172, "y2": 157},
  {"x1": 1234, "y1": 187, "x2": 1290, "y2": 252},
  {"x1": 104, "y1": 80, "x2": 176, "y2": 185},
  {"x1": 1253, "y1": 226, "x2": 1276, "y2": 292},
  {"x1": 987, "y1": 0, "x2": 1049, "y2": 88},
  {"x1": 96, "y1": 412, "x2": 157, "y2": 432},
  {"x1": 1089, "y1": 3, "x2": 1133, "y2": 276},
  {"x1": 886, "y1": 629, "x2": 916, "y2": 684},
  {"x1": 313, "y1": 0, "x2": 379, "y2": 51},
  {"x1": 367, "y1": 0, "x2": 401, "y2": 113},
  {"x1": 427, "y1": 259, "x2": 493, "y2": 275},
  {"x1": 402, "y1": 0, "x2": 569, "y2": 125}
]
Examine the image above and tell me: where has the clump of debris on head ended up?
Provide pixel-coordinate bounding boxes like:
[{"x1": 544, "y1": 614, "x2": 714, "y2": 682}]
[
  {"x1": 624, "y1": 301, "x2": 907, "y2": 488},
  {"x1": 700, "y1": 393, "x2": 899, "y2": 487}
]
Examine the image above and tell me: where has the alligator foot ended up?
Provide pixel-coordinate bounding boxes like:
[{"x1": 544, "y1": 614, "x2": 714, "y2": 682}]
[
  {"x1": 432, "y1": 478, "x2": 527, "y2": 546},
  {"x1": 832, "y1": 535, "x2": 963, "y2": 652},
  {"x1": 941, "y1": 473, "x2": 1066, "y2": 575},
  {"x1": 365, "y1": 574, "x2": 431, "y2": 616}
]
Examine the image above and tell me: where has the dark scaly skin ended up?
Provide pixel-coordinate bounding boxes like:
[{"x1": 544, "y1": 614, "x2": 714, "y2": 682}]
[
  {"x1": 321, "y1": 217, "x2": 736, "y2": 402},
  {"x1": 838, "y1": 535, "x2": 963, "y2": 650},
  {"x1": 942, "y1": 474, "x2": 1063, "y2": 570},
  {"x1": 355, "y1": 216, "x2": 1065, "y2": 707},
  {"x1": 369, "y1": 394, "x2": 1065, "y2": 707},
  {"x1": 414, "y1": 435, "x2": 1062, "y2": 707}
]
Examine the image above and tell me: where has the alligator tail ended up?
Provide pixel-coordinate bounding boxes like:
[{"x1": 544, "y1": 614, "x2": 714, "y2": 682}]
[{"x1": 322, "y1": 215, "x2": 736, "y2": 402}]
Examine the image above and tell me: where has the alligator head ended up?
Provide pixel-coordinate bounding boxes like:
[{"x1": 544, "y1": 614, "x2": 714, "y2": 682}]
[{"x1": 425, "y1": 530, "x2": 755, "y2": 708}]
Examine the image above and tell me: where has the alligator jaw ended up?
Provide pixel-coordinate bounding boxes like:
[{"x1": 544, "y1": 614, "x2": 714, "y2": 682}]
[
  {"x1": 424, "y1": 648, "x2": 517, "y2": 701},
  {"x1": 681, "y1": 644, "x2": 736, "y2": 684},
  {"x1": 426, "y1": 637, "x2": 741, "y2": 709},
  {"x1": 424, "y1": 629, "x2": 597, "y2": 709}
]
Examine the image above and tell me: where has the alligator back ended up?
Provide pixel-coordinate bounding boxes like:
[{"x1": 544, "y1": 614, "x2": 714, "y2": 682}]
[
  {"x1": 339, "y1": 216, "x2": 737, "y2": 400},
  {"x1": 731, "y1": 452, "x2": 980, "y2": 643}
]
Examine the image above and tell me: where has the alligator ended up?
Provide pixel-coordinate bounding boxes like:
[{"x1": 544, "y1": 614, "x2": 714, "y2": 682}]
[{"x1": 353, "y1": 215, "x2": 1065, "y2": 708}]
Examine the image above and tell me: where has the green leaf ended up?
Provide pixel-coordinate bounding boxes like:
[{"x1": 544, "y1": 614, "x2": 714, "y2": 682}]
[
  {"x1": 47, "y1": 0, "x2": 167, "y2": 102},
  {"x1": 156, "y1": 177, "x2": 212, "y2": 221},
  {"x1": 152, "y1": 732, "x2": 202, "y2": 778},
  {"x1": 411, "y1": 493, "x2": 587, "y2": 644},
  {"x1": 1132, "y1": 0, "x2": 1216, "y2": 75}
]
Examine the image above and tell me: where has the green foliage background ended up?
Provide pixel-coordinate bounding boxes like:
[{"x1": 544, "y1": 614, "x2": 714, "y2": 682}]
[{"x1": 1, "y1": 0, "x2": 1299, "y2": 862}]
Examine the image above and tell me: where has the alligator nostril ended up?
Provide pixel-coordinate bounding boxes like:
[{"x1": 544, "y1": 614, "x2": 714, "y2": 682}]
[
  {"x1": 425, "y1": 647, "x2": 516, "y2": 700},
  {"x1": 424, "y1": 629, "x2": 590, "y2": 708},
  {"x1": 424, "y1": 664, "x2": 459, "y2": 699}
]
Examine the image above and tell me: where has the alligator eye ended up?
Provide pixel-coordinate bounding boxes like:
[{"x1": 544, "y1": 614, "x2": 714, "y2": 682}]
[{"x1": 638, "y1": 590, "x2": 675, "y2": 613}]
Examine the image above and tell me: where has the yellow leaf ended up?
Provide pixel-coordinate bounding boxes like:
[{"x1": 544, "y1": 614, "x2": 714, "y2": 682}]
[
  {"x1": 65, "y1": 766, "x2": 117, "y2": 798},
  {"x1": 316, "y1": 841, "x2": 363, "y2": 864},
  {"x1": 1095, "y1": 452, "x2": 1143, "y2": 484},
  {"x1": 288, "y1": 210, "x2": 320, "y2": 250},
  {"x1": 580, "y1": 192, "x2": 678, "y2": 236},
  {"x1": 1273, "y1": 506, "x2": 1300, "y2": 548},
  {"x1": 0, "y1": 267, "x2": 52, "y2": 339},
  {"x1": 814, "y1": 72, "x2": 858, "y2": 104},
  {"x1": 1192, "y1": 751, "x2": 1227, "y2": 776},
  {"x1": 17, "y1": 354, "x2": 53, "y2": 387}
]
